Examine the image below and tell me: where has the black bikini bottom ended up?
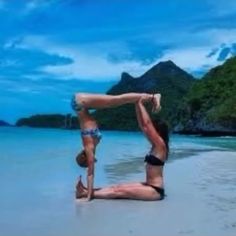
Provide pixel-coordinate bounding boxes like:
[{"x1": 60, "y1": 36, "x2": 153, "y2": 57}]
[{"x1": 142, "y1": 183, "x2": 165, "y2": 200}]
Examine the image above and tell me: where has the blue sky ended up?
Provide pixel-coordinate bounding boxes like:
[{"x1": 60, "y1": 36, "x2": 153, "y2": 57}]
[{"x1": 1, "y1": 0, "x2": 236, "y2": 123}]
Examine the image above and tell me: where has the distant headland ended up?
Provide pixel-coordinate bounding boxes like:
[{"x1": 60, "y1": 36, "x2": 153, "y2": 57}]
[{"x1": 0, "y1": 120, "x2": 12, "y2": 126}]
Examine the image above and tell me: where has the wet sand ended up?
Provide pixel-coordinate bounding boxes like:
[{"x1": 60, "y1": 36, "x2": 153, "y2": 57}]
[{"x1": 76, "y1": 150, "x2": 236, "y2": 236}]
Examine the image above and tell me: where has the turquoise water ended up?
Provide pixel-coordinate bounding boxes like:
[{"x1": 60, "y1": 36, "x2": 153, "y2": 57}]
[{"x1": 0, "y1": 127, "x2": 236, "y2": 236}]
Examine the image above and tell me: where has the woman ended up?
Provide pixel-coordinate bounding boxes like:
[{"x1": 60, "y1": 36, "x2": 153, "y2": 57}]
[
  {"x1": 75, "y1": 96, "x2": 169, "y2": 201},
  {"x1": 71, "y1": 92, "x2": 161, "y2": 201}
]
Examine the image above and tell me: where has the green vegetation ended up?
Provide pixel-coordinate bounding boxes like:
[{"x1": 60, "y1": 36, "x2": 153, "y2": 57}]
[
  {"x1": 16, "y1": 114, "x2": 79, "y2": 129},
  {"x1": 175, "y1": 57, "x2": 236, "y2": 134},
  {"x1": 94, "y1": 60, "x2": 196, "y2": 130}
]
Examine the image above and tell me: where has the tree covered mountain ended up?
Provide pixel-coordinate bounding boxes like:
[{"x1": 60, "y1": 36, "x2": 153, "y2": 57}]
[
  {"x1": 174, "y1": 57, "x2": 236, "y2": 135},
  {"x1": 94, "y1": 60, "x2": 196, "y2": 130}
]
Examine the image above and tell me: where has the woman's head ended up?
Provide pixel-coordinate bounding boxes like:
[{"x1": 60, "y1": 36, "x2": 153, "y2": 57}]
[
  {"x1": 76, "y1": 150, "x2": 88, "y2": 168},
  {"x1": 152, "y1": 119, "x2": 169, "y2": 156},
  {"x1": 75, "y1": 150, "x2": 97, "y2": 168}
]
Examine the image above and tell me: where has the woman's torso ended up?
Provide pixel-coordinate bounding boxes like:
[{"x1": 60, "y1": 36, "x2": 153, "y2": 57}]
[
  {"x1": 79, "y1": 109, "x2": 98, "y2": 130},
  {"x1": 79, "y1": 109, "x2": 100, "y2": 147},
  {"x1": 145, "y1": 145, "x2": 167, "y2": 188}
]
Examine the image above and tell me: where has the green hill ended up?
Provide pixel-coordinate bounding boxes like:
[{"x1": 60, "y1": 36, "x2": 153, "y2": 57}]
[
  {"x1": 174, "y1": 57, "x2": 236, "y2": 135},
  {"x1": 94, "y1": 60, "x2": 196, "y2": 130}
]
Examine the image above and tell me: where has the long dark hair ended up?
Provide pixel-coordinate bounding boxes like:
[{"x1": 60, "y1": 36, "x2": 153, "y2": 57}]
[{"x1": 152, "y1": 119, "x2": 169, "y2": 158}]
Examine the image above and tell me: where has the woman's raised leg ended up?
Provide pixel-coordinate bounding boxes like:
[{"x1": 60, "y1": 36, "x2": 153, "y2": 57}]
[{"x1": 75, "y1": 93, "x2": 153, "y2": 109}]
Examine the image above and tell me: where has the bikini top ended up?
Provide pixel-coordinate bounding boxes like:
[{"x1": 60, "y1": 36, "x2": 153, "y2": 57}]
[{"x1": 144, "y1": 154, "x2": 165, "y2": 166}]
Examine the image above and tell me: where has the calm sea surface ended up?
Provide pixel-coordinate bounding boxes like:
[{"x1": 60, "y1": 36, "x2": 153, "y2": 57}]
[{"x1": 0, "y1": 127, "x2": 236, "y2": 236}]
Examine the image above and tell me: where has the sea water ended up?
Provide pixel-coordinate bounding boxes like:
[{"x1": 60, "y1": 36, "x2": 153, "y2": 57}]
[{"x1": 0, "y1": 127, "x2": 235, "y2": 236}]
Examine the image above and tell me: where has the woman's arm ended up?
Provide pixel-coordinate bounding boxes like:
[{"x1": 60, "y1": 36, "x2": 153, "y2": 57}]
[
  {"x1": 135, "y1": 100, "x2": 160, "y2": 145},
  {"x1": 135, "y1": 99, "x2": 152, "y2": 131},
  {"x1": 84, "y1": 144, "x2": 95, "y2": 201}
]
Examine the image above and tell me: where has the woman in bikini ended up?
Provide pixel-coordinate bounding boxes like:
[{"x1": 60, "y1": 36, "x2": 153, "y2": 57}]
[
  {"x1": 71, "y1": 92, "x2": 161, "y2": 201},
  {"x1": 75, "y1": 95, "x2": 169, "y2": 201}
]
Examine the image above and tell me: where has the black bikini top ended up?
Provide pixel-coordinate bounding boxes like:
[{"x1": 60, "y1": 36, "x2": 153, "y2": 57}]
[{"x1": 144, "y1": 154, "x2": 165, "y2": 166}]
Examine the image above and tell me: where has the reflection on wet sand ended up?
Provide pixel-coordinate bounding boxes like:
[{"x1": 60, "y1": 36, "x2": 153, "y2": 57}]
[{"x1": 104, "y1": 147, "x2": 223, "y2": 182}]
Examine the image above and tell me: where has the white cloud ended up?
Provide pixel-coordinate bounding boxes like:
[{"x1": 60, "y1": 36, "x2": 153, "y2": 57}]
[
  {"x1": 153, "y1": 28, "x2": 236, "y2": 73},
  {"x1": 202, "y1": 28, "x2": 236, "y2": 45},
  {"x1": 9, "y1": 27, "x2": 236, "y2": 80},
  {"x1": 62, "y1": 61, "x2": 148, "y2": 80},
  {"x1": 42, "y1": 54, "x2": 150, "y2": 80},
  {"x1": 159, "y1": 47, "x2": 219, "y2": 72},
  {"x1": 17, "y1": 35, "x2": 152, "y2": 80},
  {"x1": 155, "y1": 28, "x2": 236, "y2": 49}
]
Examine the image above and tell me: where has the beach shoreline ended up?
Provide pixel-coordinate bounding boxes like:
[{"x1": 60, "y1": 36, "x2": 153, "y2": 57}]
[{"x1": 75, "y1": 150, "x2": 236, "y2": 236}]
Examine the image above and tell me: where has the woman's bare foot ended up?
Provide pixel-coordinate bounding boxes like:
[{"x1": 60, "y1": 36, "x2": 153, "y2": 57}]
[
  {"x1": 142, "y1": 94, "x2": 153, "y2": 103},
  {"x1": 75, "y1": 176, "x2": 87, "y2": 198},
  {"x1": 152, "y1": 94, "x2": 162, "y2": 113}
]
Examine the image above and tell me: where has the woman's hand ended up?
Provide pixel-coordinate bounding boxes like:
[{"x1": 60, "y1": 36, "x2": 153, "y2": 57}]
[
  {"x1": 137, "y1": 94, "x2": 153, "y2": 104},
  {"x1": 78, "y1": 198, "x2": 90, "y2": 203},
  {"x1": 137, "y1": 96, "x2": 146, "y2": 104}
]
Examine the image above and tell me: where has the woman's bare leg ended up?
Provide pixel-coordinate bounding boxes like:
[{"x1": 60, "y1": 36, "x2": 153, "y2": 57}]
[
  {"x1": 76, "y1": 178, "x2": 161, "y2": 201},
  {"x1": 75, "y1": 93, "x2": 153, "y2": 109}
]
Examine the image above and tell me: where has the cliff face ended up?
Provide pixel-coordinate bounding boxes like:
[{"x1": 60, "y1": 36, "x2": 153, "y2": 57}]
[
  {"x1": 94, "y1": 60, "x2": 196, "y2": 130},
  {"x1": 174, "y1": 57, "x2": 236, "y2": 135}
]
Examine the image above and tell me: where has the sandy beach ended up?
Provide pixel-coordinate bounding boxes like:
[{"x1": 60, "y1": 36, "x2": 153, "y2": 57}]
[
  {"x1": 0, "y1": 128, "x2": 235, "y2": 236},
  {"x1": 76, "y1": 150, "x2": 236, "y2": 236}
]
